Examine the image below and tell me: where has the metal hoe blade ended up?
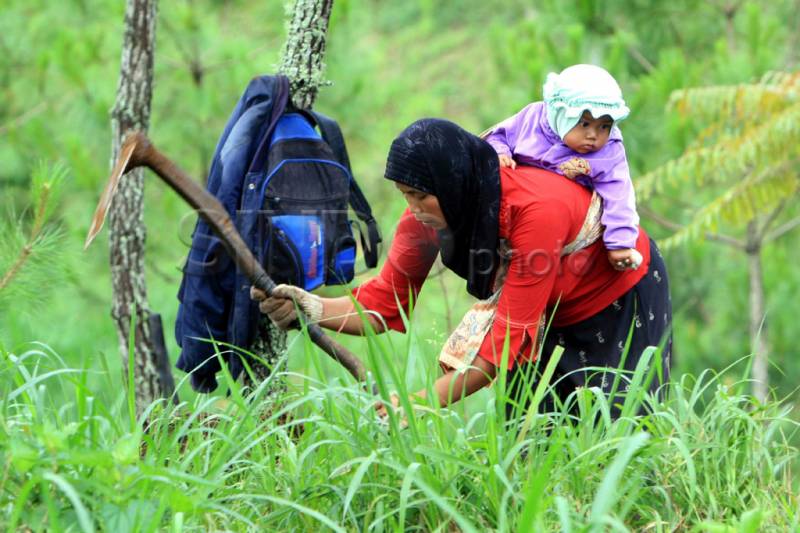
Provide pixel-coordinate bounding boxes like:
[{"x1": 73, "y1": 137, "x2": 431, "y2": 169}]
[{"x1": 84, "y1": 138, "x2": 137, "y2": 249}]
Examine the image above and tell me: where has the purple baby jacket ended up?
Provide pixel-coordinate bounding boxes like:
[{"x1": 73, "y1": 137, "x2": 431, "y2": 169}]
[{"x1": 484, "y1": 101, "x2": 639, "y2": 249}]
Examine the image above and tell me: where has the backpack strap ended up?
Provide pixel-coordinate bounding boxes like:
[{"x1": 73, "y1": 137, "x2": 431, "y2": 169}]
[
  {"x1": 308, "y1": 110, "x2": 352, "y2": 170},
  {"x1": 247, "y1": 75, "x2": 290, "y2": 174},
  {"x1": 309, "y1": 110, "x2": 382, "y2": 268}
]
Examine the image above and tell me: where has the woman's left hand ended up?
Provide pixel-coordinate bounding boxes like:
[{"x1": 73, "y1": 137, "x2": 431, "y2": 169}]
[
  {"x1": 374, "y1": 393, "x2": 409, "y2": 428},
  {"x1": 374, "y1": 393, "x2": 400, "y2": 418}
]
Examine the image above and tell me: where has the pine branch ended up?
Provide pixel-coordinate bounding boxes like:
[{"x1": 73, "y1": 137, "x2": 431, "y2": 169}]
[
  {"x1": 627, "y1": 46, "x2": 655, "y2": 73},
  {"x1": 0, "y1": 183, "x2": 51, "y2": 293},
  {"x1": 765, "y1": 216, "x2": 800, "y2": 242},
  {"x1": 0, "y1": 102, "x2": 47, "y2": 136},
  {"x1": 756, "y1": 199, "x2": 789, "y2": 241},
  {"x1": 0, "y1": 163, "x2": 68, "y2": 314},
  {"x1": 640, "y1": 207, "x2": 744, "y2": 249},
  {"x1": 0, "y1": 242, "x2": 33, "y2": 293}
]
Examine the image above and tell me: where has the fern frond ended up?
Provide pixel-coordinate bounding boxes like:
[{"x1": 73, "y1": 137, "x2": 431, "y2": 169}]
[
  {"x1": 761, "y1": 70, "x2": 800, "y2": 94},
  {"x1": 637, "y1": 101, "x2": 800, "y2": 200},
  {"x1": 660, "y1": 162, "x2": 800, "y2": 249},
  {"x1": 668, "y1": 71, "x2": 799, "y2": 126}
]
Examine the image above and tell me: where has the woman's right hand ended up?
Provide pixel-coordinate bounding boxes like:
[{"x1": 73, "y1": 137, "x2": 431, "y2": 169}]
[{"x1": 250, "y1": 284, "x2": 323, "y2": 329}]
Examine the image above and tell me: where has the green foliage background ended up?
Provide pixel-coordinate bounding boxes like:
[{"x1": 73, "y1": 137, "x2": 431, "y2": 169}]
[
  {"x1": 2, "y1": 0, "x2": 799, "y2": 394},
  {"x1": 2, "y1": 0, "x2": 800, "y2": 530}
]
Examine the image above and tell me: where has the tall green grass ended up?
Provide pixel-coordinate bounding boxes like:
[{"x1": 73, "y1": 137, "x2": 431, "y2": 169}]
[{"x1": 1, "y1": 331, "x2": 797, "y2": 531}]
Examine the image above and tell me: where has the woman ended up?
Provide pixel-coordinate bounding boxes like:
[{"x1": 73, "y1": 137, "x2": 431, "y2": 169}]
[{"x1": 251, "y1": 118, "x2": 671, "y2": 415}]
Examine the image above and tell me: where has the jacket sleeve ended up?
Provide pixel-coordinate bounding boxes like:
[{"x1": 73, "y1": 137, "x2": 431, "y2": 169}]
[
  {"x1": 483, "y1": 103, "x2": 536, "y2": 157},
  {"x1": 590, "y1": 142, "x2": 639, "y2": 250},
  {"x1": 174, "y1": 76, "x2": 277, "y2": 393},
  {"x1": 351, "y1": 209, "x2": 439, "y2": 332},
  {"x1": 175, "y1": 235, "x2": 235, "y2": 392}
]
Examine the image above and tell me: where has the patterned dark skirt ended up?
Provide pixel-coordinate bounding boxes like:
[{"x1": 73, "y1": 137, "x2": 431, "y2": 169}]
[{"x1": 506, "y1": 238, "x2": 672, "y2": 418}]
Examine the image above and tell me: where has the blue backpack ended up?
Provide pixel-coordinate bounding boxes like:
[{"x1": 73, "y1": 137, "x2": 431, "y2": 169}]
[
  {"x1": 175, "y1": 75, "x2": 381, "y2": 392},
  {"x1": 247, "y1": 86, "x2": 381, "y2": 290}
]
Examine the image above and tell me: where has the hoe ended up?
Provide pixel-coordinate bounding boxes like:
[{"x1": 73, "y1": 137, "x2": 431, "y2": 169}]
[{"x1": 85, "y1": 131, "x2": 369, "y2": 386}]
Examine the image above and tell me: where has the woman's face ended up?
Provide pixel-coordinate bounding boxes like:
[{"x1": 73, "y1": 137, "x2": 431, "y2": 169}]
[{"x1": 395, "y1": 182, "x2": 447, "y2": 230}]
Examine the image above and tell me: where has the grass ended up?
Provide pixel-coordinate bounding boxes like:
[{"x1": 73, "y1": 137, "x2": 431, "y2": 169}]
[{"x1": 1, "y1": 326, "x2": 798, "y2": 531}]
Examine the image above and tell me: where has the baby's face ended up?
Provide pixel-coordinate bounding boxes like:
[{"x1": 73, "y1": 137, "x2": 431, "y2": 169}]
[{"x1": 562, "y1": 111, "x2": 613, "y2": 154}]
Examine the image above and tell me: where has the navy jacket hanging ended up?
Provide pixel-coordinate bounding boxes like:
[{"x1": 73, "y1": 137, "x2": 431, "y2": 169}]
[
  {"x1": 175, "y1": 75, "x2": 288, "y2": 393},
  {"x1": 174, "y1": 75, "x2": 380, "y2": 393}
]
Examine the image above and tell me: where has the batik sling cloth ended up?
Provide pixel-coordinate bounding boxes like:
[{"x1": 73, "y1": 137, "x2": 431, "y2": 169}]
[{"x1": 438, "y1": 191, "x2": 604, "y2": 371}]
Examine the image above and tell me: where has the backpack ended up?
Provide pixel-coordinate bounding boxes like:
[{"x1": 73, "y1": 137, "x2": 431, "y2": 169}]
[
  {"x1": 247, "y1": 86, "x2": 381, "y2": 290},
  {"x1": 176, "y1": 74, "x2": 380, "y2": 392}
]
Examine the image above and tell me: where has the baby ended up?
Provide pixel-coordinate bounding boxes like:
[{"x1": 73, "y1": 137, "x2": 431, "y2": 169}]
[{"x1": 484, "y1": 64, "x2": 642, "y2": 270}]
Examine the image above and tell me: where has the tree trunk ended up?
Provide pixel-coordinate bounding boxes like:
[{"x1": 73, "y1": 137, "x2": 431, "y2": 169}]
[
  {"x1": 243, "y1": 0, "x2": 334, "y2": 393},
  {"x1": 789, "y1": 0, "x2": 800, "y2": 68},
  {"x1": 278, "y1": 0, "x2": 334, "y2": 110},
  {"x1": 109, "y1": 0, "x2": 175, "y2": 413},
  {"x1": 746, "y1": 221, "x2": 769, "y2": 403}
]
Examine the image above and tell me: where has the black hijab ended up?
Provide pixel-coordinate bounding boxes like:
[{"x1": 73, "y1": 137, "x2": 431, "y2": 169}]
[{"x1": 384, "y1": 118, "x2": 501, "y2": 300}]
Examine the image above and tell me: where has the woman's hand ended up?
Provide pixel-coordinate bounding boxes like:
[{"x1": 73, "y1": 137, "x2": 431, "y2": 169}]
[
  {"x1": 607, "y1": 248, "x2": 643, "y2": 271},
  {"x1": 374, "y1": 393, "x2": 400, "y2": 419},
  {"x1": 374, "y1": 393, "x2": 409, "y2": 428},
  {"x1": 249, "y1": 284, "x2": 323, "y2": 329},
  {"x1": 498, "y1": 154, "x2": 517, "y2": 169}
]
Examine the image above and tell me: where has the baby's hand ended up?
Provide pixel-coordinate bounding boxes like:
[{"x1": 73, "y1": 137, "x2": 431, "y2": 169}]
[
  {"x1": 498, "y1": 154, "x2": 517, "y2": 169},
  {"x1": 608, "y1": 248, "x2": 643, "y2": 271},
  {"x1": 559, "y1": 157, "x2": 592, "y2": 179}
]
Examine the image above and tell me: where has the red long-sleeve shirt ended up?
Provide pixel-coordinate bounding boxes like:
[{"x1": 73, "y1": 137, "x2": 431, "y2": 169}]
[{"x1": 352, "y1": 166, "x2": 650, "y2": 368}]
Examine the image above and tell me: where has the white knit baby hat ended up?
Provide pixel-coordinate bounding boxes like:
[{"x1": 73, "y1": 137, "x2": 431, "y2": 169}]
[{"x1": 543, "y1": 64, "x2": 630, "y2": 139}]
